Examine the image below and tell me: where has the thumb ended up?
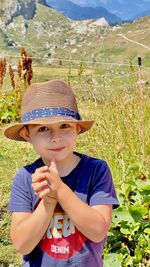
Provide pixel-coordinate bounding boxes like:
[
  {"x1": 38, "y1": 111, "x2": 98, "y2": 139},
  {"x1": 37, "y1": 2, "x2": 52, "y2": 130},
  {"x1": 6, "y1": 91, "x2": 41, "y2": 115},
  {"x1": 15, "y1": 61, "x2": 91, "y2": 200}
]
[{"x1": 49, "y1": 159, "x2": 58, "y2": 171}]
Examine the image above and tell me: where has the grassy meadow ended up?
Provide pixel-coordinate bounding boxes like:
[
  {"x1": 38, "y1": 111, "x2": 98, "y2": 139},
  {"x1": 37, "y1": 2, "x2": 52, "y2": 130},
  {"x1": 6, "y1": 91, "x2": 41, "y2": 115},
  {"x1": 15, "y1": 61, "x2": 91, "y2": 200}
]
[{"x1": 0, "y1": 63, "x2": 150, "y2": 266}]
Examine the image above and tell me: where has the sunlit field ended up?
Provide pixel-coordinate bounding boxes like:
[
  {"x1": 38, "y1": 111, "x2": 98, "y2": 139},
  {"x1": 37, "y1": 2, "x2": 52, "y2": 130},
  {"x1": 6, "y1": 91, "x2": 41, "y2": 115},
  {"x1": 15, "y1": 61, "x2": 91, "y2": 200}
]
[{"x1": 0, "y1": 63, "x2": 150, "y2": 266}]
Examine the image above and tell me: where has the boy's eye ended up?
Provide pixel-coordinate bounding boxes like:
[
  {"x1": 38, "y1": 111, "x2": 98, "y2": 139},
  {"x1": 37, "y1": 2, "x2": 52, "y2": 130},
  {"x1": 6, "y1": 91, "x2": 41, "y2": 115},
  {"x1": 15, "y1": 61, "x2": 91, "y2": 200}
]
[
  {"x1": 38, "y1": 126, "x2": 49, "y2": 132},
  {"x1": 60, "y1": 123, "x2": 70, "y2": 129}
]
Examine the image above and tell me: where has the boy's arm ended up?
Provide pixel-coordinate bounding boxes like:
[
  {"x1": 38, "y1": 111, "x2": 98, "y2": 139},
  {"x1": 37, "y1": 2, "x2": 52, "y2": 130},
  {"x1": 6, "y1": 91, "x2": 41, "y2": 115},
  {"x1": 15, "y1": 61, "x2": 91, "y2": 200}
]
[
  {"x1": 57, "y1": 183, "x2": 112, "y2": 242},
  {"x1": 32, "y1": 162, "x2": 112, "y2": 243},
  {"x1": 10, "y1": 196, "x2": 57, "y2": 255}
]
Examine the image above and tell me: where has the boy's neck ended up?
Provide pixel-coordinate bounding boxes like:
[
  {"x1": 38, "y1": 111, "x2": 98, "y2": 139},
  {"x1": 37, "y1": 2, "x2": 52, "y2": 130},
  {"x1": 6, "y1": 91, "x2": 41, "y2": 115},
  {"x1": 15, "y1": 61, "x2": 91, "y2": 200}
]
[
  {"x1": 59, "y1": 153, "x2": 81, "y2": 177},
  {"x1": 43, "y1": 152, "x2": 81, "y2": 177}
]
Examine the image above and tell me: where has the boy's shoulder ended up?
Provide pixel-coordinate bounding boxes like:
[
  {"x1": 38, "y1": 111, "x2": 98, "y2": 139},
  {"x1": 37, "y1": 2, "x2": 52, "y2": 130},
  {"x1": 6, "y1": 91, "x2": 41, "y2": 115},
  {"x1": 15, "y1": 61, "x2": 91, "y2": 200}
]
[
  {"x1": 76, "y1": 152, "x2": 110, "y2": 174},
  {"x1": 80, "y1": 152, "x2": 108, "y2": 167}
]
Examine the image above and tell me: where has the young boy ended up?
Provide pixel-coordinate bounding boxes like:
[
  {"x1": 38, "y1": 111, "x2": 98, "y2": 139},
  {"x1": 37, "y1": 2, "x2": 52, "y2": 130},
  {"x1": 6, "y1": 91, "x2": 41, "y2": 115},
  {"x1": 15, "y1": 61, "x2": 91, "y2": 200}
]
[{"x1": 4, "y1": 79, "x2": 119, "y2": 267}]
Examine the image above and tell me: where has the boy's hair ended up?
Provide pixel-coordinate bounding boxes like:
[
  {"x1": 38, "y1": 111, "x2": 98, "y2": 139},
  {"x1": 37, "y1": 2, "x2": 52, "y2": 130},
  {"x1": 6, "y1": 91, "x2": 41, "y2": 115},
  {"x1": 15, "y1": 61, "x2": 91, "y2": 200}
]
[{"x1": 4, "y1": 79, "x2": 94, "y2": 142}]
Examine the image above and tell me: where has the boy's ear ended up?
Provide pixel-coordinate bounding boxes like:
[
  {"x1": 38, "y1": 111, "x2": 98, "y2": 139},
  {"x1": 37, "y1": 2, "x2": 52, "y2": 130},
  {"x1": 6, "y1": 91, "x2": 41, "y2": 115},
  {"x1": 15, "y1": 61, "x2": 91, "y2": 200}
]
[
  {"x1": 19, "y1": 126, "x2": 31, "y2": 142},
  {"x1": 77, "y1": 124, "x2": 81, "y2": 134}
]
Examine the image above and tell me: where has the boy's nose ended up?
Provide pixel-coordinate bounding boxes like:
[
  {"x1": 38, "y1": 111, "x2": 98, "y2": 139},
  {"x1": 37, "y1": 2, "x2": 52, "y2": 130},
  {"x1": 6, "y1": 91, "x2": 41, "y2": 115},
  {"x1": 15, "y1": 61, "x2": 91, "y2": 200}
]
[{"x1": 50, "y1": 131, "x2": 62, "y2": 142}]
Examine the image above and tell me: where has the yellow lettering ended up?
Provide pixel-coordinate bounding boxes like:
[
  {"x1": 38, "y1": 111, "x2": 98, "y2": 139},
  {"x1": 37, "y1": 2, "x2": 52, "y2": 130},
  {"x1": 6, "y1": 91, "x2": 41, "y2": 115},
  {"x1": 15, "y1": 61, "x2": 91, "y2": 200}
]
[
  {"x1": 46, "y1": 212, "x2": 75, "y2": 239},
  {"x1": 63, "y1": 214, "x2": 75, "y2": 237},
  {"x1": 52, "y1": 214, "x2": 63, "y2": 238}
]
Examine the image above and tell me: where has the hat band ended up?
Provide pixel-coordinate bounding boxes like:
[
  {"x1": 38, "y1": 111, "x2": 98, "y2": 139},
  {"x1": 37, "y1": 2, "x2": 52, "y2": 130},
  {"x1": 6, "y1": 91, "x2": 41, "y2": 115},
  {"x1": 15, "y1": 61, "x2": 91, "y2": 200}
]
[{"x1": 22, "y1": 107, "x2": 81, "y2": 123}]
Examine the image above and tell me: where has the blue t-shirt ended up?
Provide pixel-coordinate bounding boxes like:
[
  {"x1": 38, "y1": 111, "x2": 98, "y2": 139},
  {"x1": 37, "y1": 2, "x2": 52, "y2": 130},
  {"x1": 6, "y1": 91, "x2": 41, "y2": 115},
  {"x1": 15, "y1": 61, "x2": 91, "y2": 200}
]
[{"x1": 9, "y1": 152, "x2": 119, "y2": 267}]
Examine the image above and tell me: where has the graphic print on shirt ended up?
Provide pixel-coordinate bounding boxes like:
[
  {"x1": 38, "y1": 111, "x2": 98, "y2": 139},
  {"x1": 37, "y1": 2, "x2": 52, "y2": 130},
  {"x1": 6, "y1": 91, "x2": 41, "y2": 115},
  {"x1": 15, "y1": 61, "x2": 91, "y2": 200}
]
[{"x1": 40, "y1": 204, "x2": 87, "y2": 260}]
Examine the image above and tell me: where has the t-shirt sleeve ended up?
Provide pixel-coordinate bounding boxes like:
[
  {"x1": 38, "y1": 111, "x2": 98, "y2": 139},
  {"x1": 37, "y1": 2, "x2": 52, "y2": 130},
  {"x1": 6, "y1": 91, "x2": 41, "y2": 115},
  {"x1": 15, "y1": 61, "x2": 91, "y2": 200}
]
[
  {"x1": 8, "y1": 168, "x2": 33, "y2": 212},
  {"x1": 89, "y1": 161, "x2": 119, "y2": 208}
]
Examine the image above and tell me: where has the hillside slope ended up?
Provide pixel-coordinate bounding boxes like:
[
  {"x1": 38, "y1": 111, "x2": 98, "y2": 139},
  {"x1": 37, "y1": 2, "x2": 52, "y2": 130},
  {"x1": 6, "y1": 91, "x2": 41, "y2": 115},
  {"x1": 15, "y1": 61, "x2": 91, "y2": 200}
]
[{"x1": 0, "y1": 2, "x2": 150, "y2": 67}]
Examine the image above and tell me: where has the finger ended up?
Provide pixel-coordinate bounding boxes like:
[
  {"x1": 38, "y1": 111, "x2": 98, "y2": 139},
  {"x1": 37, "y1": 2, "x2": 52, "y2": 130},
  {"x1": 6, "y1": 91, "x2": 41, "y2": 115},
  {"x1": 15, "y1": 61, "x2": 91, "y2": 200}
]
[
  {"x1": 35, "y1": 166, "x2": 48, "y2": 174},
  {"x1": 32, "y1": 166, "x2": 50, "y2": 182},
  {"x1": 32, "y1": 180, "x2": 48, "y2": 192},
  {"x1": 32, "y1": 166, "x2": 48, "y2": 182},
  {"x1": 38, "y1": 188, "x2": 51, "y2": 199},
  {"x1": 32, "y1": 172, "x2": 47, "y2": 183}
]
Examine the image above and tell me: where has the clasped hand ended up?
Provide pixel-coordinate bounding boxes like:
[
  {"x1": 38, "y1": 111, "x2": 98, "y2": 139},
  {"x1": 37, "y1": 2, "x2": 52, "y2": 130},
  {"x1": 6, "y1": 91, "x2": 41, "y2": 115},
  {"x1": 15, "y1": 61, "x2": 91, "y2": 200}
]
[{"x1": 32, "y1": 161, "x2": 62, "y2": 202}]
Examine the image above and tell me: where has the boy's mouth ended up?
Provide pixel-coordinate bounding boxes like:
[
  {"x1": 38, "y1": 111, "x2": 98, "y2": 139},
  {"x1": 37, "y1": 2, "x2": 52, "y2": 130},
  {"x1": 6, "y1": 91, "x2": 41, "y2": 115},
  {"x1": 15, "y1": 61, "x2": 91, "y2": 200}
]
[{"x1": 49, "y1": 147, "x2": 65, "y2": 152}]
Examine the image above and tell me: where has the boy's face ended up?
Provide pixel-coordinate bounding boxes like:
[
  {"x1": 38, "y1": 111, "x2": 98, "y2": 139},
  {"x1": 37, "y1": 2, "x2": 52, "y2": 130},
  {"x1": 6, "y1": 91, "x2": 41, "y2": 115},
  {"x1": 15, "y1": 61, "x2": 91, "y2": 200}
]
[{"x1": 21, "y1": 122, "x2": 80, "y2": 166}]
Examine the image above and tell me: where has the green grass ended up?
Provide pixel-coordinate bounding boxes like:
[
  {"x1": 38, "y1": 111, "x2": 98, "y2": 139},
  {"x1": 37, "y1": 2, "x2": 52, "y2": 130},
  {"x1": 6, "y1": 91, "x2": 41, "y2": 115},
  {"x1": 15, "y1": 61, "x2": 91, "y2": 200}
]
[
  {"x1": 0, "y1": 66, "x2": 150, "y2": 266},
  {"x1": 0, "y1": 132, "x2": 36, "y2": 266}
]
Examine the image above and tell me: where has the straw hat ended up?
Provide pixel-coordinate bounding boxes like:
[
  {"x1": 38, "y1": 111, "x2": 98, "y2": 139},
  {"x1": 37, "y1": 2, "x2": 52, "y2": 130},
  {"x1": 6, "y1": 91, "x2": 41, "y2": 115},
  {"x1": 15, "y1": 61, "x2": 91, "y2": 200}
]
[{"x1": 4, "y1": 79, "x2": 94, "y2": 141}]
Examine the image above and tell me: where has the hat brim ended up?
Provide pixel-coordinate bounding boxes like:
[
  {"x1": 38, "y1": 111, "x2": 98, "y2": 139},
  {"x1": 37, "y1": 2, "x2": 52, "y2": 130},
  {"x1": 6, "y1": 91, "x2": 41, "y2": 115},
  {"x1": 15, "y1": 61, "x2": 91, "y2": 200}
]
[{"x1": 4, "y1": 117, "x2": 94, "y2": 142}]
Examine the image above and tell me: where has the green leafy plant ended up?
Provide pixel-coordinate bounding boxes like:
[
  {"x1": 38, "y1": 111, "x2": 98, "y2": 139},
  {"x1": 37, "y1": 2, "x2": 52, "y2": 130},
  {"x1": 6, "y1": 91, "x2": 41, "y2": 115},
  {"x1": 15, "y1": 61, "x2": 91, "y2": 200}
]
[
  {"x1": 104, "y1": 167, "x2": 150, "y2": 267},
  {"x1": 0, "y1": 91, "x2": 21, "y2": 124}
]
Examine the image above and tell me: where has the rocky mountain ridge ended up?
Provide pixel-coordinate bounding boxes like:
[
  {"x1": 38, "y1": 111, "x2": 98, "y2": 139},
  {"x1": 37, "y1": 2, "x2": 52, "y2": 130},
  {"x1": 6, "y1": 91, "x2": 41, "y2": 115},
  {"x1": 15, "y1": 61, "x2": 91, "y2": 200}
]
[
  {"x1": 0, "y1": 1, "x2": 149, "y2": 67},
  {"x1": 0, "y1": 0, "x2": 47, "y2": 30}
]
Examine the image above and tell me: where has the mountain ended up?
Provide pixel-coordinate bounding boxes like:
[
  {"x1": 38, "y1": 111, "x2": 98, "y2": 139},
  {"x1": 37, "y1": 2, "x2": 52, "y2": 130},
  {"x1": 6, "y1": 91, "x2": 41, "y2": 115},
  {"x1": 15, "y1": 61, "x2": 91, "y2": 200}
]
[
  {"x1": 70, "y1": 0, "x2": 150, "y2": 20},
  {"x1": 46, "y1": 0, "x2": 122, "y2": 25},
  {"x1": 132, "y1": 9, "x2": 150, "y2": 20},
  {"x1": 0, "y1": 0, "x2": 47, "y2": 28},
  {"x1": 0, "y1": 0, "x2": 149, "y2": 68}
]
